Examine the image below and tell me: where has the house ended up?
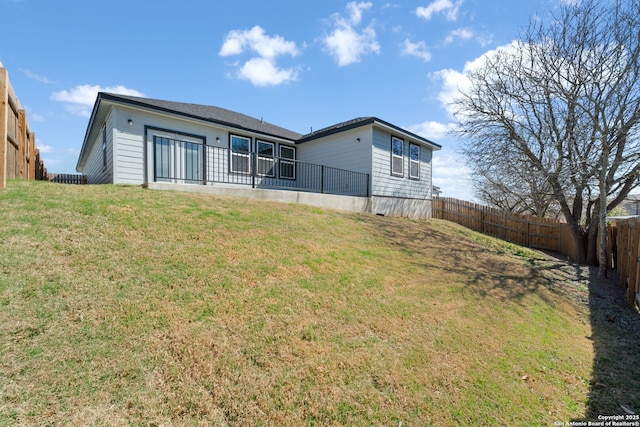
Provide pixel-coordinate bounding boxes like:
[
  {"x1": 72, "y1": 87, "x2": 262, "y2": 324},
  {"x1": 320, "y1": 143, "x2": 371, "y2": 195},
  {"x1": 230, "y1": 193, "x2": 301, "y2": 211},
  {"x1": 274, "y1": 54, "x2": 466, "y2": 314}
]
[
  {"x1": 76, "y1": 93, "x2": 441, "y2": 218},
  {"x1": 619, "y1": 194, "x2": 640, "y2": 216}
]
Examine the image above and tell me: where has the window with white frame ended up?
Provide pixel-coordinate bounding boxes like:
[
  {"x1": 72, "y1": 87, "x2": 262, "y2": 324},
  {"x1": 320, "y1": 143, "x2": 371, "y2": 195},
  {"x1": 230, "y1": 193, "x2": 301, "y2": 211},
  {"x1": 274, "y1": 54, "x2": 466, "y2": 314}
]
[
  {"x1": 230, "y1": 135, "x2": 251, "y2": 174},
  {"x1": 391, "y1": 137, "x2": 403, "y2": 177},
  {"x1": 257, "y1": 140, "x2": 275, "y2": 177},
  {"x1": 409, "y1": 143, "x2": 420, "y2": 179},
  {"x1": 279, "y1": 145, "x2": 296, "y2": 179}
]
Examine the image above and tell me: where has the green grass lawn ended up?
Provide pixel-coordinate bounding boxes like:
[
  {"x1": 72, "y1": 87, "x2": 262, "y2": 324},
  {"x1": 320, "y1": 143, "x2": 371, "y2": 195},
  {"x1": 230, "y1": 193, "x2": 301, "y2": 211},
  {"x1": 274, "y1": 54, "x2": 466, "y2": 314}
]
[{"x1": 0, "y1": 179, "x2": 614, "y2": 425}]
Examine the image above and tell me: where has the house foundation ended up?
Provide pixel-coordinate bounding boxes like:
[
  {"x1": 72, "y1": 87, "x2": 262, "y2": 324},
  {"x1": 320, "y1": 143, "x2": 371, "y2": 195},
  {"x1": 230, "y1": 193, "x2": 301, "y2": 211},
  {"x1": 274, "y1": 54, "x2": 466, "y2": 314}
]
[{"x1": 145, "y1": 182, "x2": 433, "y2": 219}]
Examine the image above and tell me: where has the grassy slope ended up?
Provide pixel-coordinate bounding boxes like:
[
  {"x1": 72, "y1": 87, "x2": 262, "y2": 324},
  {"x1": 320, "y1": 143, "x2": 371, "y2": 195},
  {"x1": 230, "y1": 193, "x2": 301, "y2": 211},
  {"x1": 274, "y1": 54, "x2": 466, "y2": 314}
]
[{"x1": 0, "y1": 180, "x2": 594, "y2": 425}]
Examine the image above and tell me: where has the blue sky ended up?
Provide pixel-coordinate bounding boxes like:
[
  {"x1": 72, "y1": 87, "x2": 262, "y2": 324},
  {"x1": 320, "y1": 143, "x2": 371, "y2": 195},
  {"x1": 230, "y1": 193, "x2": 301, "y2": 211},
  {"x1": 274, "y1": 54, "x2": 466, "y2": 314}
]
[{"x1": 1, "y1": 0, "x2": 574, "y2": 200}]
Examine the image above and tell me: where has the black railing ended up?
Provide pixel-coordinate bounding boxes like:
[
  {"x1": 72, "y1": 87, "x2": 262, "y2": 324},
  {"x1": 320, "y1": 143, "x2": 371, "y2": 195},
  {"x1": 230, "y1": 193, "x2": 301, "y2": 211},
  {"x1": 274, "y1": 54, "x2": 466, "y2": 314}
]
[
  {"x1": 153, "y1": 142, "x2": 369, "y2": 197},
  {"x1": 49, "y1": 173, "x2": 87, "y2": 185}
]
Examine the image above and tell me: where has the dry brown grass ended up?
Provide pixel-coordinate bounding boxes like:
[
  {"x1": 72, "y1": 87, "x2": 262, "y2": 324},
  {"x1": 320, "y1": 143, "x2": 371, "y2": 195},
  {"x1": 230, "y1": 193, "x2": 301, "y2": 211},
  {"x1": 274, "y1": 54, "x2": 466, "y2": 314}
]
[{"x1": 0, "y1": 180, "x2": 599, "y2": 425}]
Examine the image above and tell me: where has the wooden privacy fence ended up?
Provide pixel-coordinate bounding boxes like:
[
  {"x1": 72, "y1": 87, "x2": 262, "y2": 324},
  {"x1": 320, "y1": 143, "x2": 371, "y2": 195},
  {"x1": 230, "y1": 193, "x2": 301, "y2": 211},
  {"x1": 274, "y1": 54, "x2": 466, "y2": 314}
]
[
  {"x1": 433, "y1": 198, "x2": 640, "y2": 306},
  {"x1": 607, "y1": 218, "x2": 640, "y2": 308},
  {"x1": 0, "y1": 63, "x2": 48, "y2": 188},
  {"x1": 433, "y1": 197, "x2": 580, "y2": 260}
]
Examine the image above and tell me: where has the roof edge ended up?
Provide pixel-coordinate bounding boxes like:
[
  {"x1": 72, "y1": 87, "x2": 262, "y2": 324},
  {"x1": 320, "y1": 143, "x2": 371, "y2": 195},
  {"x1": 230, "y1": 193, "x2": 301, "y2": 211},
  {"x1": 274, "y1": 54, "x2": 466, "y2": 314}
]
[
  {"x1": 76, "y1": 92, "x2": 106, "y2": 171},
  {"x1": 77, "y1": 94, "x2": 442, "y2": 172},
  {"x1": 297, "y1": 116, "x2": 441, "y2": 150},
  {"x1": 97, "y1": 92, "x2": 301, "y2": 142}
]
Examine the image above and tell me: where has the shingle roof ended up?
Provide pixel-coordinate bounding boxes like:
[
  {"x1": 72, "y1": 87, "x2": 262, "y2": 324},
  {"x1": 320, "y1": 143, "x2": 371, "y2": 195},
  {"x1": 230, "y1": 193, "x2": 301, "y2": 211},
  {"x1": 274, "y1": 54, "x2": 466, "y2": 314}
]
[
  {"x1": 297, "y1": 117, "x2": 376, "y2": 142},
  {"x1": 297, "y1": 116, "x2": 441, "y2": 149},
  {"x1": 100, "y1": 92, "x2": 303, "y2": 141},
  {"x1": 78, "y1": 93, "x2": 440, "y2": 172}
]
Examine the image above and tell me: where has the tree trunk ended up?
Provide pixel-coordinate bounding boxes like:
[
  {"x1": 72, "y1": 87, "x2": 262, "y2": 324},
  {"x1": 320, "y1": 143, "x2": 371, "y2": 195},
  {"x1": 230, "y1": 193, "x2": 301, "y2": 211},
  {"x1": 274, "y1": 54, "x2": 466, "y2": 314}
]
[
  {"x1": 598, "y1": 184, "x2": 609, "y2": 278},
  {"x1": 570, "y1": 223, "x2": 588, "y2": 264},
  {"x1": 587, "y1": 224, "x2": 599, "y2": 266},
  {"x1": 597, "y1": 141, "x2": 610, "y2": 277}
]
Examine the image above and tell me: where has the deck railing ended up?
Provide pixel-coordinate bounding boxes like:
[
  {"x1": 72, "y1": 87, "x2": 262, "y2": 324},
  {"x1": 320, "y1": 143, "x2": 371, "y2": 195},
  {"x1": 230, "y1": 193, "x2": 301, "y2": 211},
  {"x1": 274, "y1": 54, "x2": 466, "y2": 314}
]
[
  {"x1": 154, "y1": 143, "x2": 370, "y2": 197},
  {"x1": 49, "y1": 173, "x2": 87, "y2": 185}
]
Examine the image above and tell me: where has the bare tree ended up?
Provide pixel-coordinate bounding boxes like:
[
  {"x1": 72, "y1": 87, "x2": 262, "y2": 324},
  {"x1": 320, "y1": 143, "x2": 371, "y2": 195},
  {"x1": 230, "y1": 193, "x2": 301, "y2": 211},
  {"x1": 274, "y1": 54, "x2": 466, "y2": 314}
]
[
  {"x1": 454, "y1": 0, "x2": 640, "y2": 273},
  {"x1": 471, "y1": 148, "x2": 561, "y2": 218}
]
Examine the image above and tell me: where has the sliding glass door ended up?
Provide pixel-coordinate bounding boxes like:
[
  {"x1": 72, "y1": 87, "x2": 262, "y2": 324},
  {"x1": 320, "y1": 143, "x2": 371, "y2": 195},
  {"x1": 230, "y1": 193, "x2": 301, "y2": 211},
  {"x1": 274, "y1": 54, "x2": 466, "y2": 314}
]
[{"x1": 153, "y1": 133, "x2": 204, "y2": 184}]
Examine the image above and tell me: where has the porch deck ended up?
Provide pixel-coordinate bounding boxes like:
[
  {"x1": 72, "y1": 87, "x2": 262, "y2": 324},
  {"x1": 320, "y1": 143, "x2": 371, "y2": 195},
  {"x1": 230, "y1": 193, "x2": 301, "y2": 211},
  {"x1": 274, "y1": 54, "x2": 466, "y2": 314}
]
[{"x1": 154, "y1": 142, "x2": 370, "y2": 197}]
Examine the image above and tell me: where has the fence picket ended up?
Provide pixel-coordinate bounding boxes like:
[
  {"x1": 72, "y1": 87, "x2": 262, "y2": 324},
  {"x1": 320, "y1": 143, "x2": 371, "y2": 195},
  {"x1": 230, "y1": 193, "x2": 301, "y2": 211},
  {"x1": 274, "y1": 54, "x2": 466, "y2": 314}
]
[
  {"x1": 1, "y1": 64, "x2": 47, "y2": 187},
  {"x1": 433, "y1": 197, "x2": 579, "y2": 259},
  {"x1": 433, "y1": 197, "x2": 639, "y2": 307}
]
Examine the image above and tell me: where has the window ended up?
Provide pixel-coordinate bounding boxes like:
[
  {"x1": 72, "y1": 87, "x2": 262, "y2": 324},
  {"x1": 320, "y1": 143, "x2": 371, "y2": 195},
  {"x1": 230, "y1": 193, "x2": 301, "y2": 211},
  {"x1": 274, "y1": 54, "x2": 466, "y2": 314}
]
[
  {"x1": 391, "y1": 137, "x2": 403, "y2": 176},
  {"x1": 184, "y1": 142, "x2": 202, "y2": 181},
  {"x1": 102, "y1": 126, "x2": 107, "y2": 170},
  {"x1": 154, "y1": 136, "x2": 171, "y2": 179},
  {"x1": 257, "y1": 140, "x2": 275, "y2": 177},
  {"x1": 231, "y1": 135, "x2": 251, "y2": 174},
  {"x1": 153, "y1": 134, "x2": 204, "y2": 183},
  {"x1": 279, "y1": 145, "x2": 296, "y2": 179},
  {"x1": 409, "y1": 143, "x2": 420, "y2": 179}
]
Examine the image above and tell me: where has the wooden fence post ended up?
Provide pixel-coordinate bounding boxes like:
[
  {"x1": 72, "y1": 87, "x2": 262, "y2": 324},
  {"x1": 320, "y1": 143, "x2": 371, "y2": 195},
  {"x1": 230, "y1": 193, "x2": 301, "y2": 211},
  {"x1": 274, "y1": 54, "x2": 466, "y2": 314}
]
[
  {"x1": 636, "y1": 220, "x2": 640, "y2": 307},
  {"x1": 18, "y1": 109, "x2": 27, "y2": 178},
  {"x1": 0, "y1": 67, "x2": 7, "y2": 189},
  {"x1": 627, "y1": 219, "x2": 638, "y2": 306},
  {"x1": 27, "y1": 131, "x2": 35, "y2": 179}
]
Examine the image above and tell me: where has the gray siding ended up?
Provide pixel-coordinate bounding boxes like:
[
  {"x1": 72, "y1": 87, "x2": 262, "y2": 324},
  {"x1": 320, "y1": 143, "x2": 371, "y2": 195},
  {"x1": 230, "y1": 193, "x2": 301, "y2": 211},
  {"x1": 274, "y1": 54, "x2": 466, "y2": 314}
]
[
  {"x1": 111, "y1": 107, "x2": 230, "y2": 185},
  {"x1": 81, "y1": 103, "x2": 435, "y2": 209},
  {"x1": 113, "y1": 109, "x2": 145, "y2": 184},
  {"x1": 372, "y1": 127, "x2": 432, "y2": 199},
  {"x1": 114, "y1": 106, "x2": 297, "y2": 186},
  {"x1": 83, "y1": 110, "x2": 113, "y2": 184},
  {"x1": 296, "y1": 127, "x2": 372, "y2": 174}
]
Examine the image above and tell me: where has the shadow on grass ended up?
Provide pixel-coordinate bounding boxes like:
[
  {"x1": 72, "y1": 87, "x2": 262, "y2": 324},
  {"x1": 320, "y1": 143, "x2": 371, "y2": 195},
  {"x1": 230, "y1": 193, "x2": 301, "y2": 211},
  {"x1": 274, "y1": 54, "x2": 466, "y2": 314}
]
[
  {"x1": 581, "y1": 266, "x2": 640, "y2": 418},
  {"x1": 521, "y1": 254, "x2": 640, "y2": 418},
  {"x1": 367, "y1": 215, "x2": 563, "y2": 306},
  {"x1": 367, "y1": 216, "x2": 640, "y2": 418}
]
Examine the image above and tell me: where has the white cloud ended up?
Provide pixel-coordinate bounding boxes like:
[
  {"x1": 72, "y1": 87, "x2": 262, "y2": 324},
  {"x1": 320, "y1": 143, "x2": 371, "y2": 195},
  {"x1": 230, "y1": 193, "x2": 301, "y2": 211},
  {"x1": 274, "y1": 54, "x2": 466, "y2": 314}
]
[
  {"x1": 22, "y1": 69, "x2": 55, "y2": 84},
  {"x1": 346, "y1": 1, "x2": 373, "y2": 25},
  {"x1": 22, "y1": 105, "x2": 46, "y2": 122},
  {"x1": 431, "y1": 40, "x2": 521, "y2": 117},
  {"x1": 443, "y1": 27, "x2": 473, "y2": 45},
  {"x1": 219, "y1": 25, "x2": 300, "y2": 86},
  {"x1": 51, "y1": 84, "x2": 145, "y2": 117},
  {"x1": 323, "y1": 1, "x2": 380, "y2": 66},
  {"x1": 36, "y1": 142, "x2": 53, "y2": 153},
  {"x1": 415, "y1": 0, "x2": 463, "y2": 21},
  {"x1": 401, "y1": 39, "x2": 432, "y2": 62},
  {"x1": 407, "y1": 120, "x2": 456, "y2": 140},
  {"x1": 40, "y1": 158, "x2": 61, "y2": 166},
  {"x1": 219, "y1": 26, "x2": 299, "y2": 59},
  {"x1": 237, "y1": 58, "x2": 299, "y2": 87},
  {"x1": 431, "y1": 67, "x2": 471, "y2": 117},
  {"x1": 432, "y1": 151, "x2": 476, "y2": 200},
  {"x1": 474, "y1": 33, "x2": 494, "y2": 47}
]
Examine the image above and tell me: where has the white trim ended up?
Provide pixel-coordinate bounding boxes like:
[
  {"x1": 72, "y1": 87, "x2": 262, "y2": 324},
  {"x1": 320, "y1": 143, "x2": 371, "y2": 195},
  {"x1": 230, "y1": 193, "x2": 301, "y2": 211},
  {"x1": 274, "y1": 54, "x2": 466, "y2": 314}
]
[
  {"x1": 230, "y1": 134, "x2": 252, "y2": 174},
  {"x1": 257, "y1": 140, "x2": 275, "y2": 177},
  {"x1": 279, "y1": 145, "x2": 296, "y2": 180},
  {"x1": 373, "y1": 120, "x2": 440, "y2": 151},
  {"x1": 409, "y1": 143, "x2": 420, "y2": 180},
  {"x1": 391, "y1": 137, "x2": 403, "y2": 177}
]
